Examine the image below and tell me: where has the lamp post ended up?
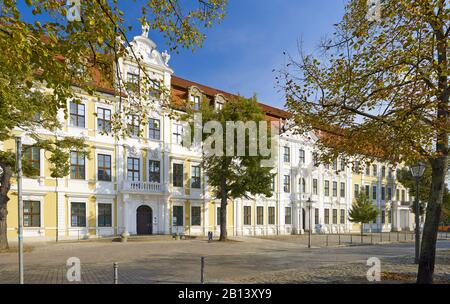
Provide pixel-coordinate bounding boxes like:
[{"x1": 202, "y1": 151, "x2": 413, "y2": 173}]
[
  {"x1": 410, "y1": 161, "x2": 426, "y2": 264},
  {"x1": 306, "y1": 197, "x2": 312, "y2": 248}
]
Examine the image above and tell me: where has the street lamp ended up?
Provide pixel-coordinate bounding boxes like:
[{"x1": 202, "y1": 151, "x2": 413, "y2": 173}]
[
  {"x1": 410, "y1": 161, "x2": 426, "y2": 264},
  {"x1": 306, "y1": 197, "x2": 313, "y2": 248}
]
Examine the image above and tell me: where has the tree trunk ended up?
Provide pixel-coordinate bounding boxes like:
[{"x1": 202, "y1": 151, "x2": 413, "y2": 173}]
[
  {"x1": 417, "y1": 23, "x2": 448, "y2": 284},
  {"x1": 417, "y1": 158, "x2": 447, "y2": 283},
  {"x1": 360, "y1": 223, "x2": 364, "y2": 243},
  {"x1": 0, "y1": 162, "x2": 12, "y2": 250},
  {"x1": 219, "y1": 177, "x2": 228, "y2": 241}
]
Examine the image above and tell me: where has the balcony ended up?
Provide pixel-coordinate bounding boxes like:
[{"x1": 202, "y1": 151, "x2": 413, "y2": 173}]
[{"x1": 122, "y1": 181, "x2": 162, "y2": 193}]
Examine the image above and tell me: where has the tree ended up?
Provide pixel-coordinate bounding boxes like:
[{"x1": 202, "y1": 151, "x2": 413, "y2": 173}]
[
  {"x1": 186, "y1": 96, "x2": 274, "y2": 241},
  {"x1": 281, "y1": 0, "x2": 448, "y2": 283},
  {"x1": 0, "y1": 0, "x2": 227, "y2": 249},
  {"x1": 348, "y1": 193, "x2": 379, "y2": 243}
]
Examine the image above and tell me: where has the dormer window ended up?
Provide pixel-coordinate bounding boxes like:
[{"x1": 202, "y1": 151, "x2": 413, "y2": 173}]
[
  {"x1": 189, "y1": 95, "x2": 200, "y2": 110},
  {"x1": 214, "y1": 94, "x2": 226, "y2": 111},
  {"x1": 215, "y1": 102, "x2": 224, "y2": 111},
  {"x1": 149, "y1": 79, "x2": 160, "y2": 98}
]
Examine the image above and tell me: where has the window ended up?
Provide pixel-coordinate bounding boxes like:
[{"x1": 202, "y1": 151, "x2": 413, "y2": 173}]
[
  {"x1": 149, "y1": 79, "x2": 160, "y2": 97},
  {"x1": 23, "y1": 201, "x2": 40, "y2": 227},
  {"x1": 324, "y1": 209, "x2": 330, "y2": 224},
  {"x1": 148, "y1": 118, "x2": 160, "y2": 140},
  {"x1": 340, "y1": 209, "x2": 345, "y2": 224},
  {"x1": 299, "y1": 149, "x2": 305, "y2": 164},
  {"x1": 283, "y1": 175, "x2": 290, "y2": 193},
  {"x1": 283, "y1": 146, "x2": 290, "y2": 163},
  {"x1": 127, "y1": 157, "x2": 140, "y2": 181},
  {"x1": 191, "y1": 95, "x2": 201, "y2": 110},
  {"x1": 340, "y1": 182, "x2": 345, "y2": 198},
  {"x1": 173, "y1": 206, "x2": 183, "y2": 226},
  {"x1": 332, "y1": 181, "x2": 337, "y2": 197},
  {"x1": 332, "y1": 159, "x2": 338, "y2": 171},
  {"x1": 127, "y1": 115, "x2": 140, "y2": 137},
  {"x1": 257, "y1": 206, "x2": 264, "y2": 225},
  {"x1": 324, "y1": 181, "x2": 330, "y2": 196},
  {"x1": 388, "y1": 210, "x2": 392, "y2": 224},
  {"x1": 216, "y1": 207, "x2": 221, "y2": 225},
  {"x1": 71, "y1": 202, "x2": 86, "y2": 227},
  {"x1": 381, "y1": 210, "x2": 386, "y2": 224},
  {"x1": 354, "y1": 184, "x2": 360, "y2": 197},
  {"x1": 333, "y1": 209, "x2": 338, "y2": 224},
  {"x1": 97, "y1": 154, "x2": 111, "y2": 182},
  {"x1": 313, "y1": 179, "x2": 318, "y2": 195},
  {"x1": 191, "y1": 165, "x2": 201, "y2": 189},
  {"x1": 396, "y1": 189, "x2": 400, "y2": 201},
  {"x1": 401, "y1": 190, "x2": 406, "y2": 202},
  {"x1": 388, "y1": 167, "x2": 393, "y2": 178},
  {"x1": 244, "y1": 206, "x2": 251, "y2": 225},
  {"x1": 365, "y1": 185, "x2": 370, "y2": 197},
  {"x1": 381, "y1": 166, "x2": 386, "y2": 178},
  {"x1": 173, "y1": 123, "x2": 183, "y2": 145},
  {"x1": 353, "y1": 161, "x2": 360, "y2": 172},
  {"x1": 173, "y1": 163, "x2": 184, "y2": 187},
  {"x1": 372, "y1": 164, "x2": 377, "y2": 176},
  {"x1": 268, "y1": 207, "x2": 275, "y2": 225},
  {"x1": 23, "y1": 146, "x2": 40, "y2": 175},
  {"x1": 98, "y1": 204, "x2": 112, "y2": 227},
  {"x1": 271, "y1": 176, "x2": 276, "y2": 191},
  {"x1": 126, "y1": 72, "x2": 139, "y2": 92},
  {"x1": 381, "y1": 186, "x2": 386, "y2": 201},
  {"x1": 97, "y1": 107, "x2": 111, "y2": 133},
  {"x1": 388, "y1": 187, "x2": 392, "y2": 200},
  {"x1": 70, "y1": 151, "x2": 85, "y2": 179},
  {"x1": 215, "y1": 102, "x2": 224, "y2": 111},
  {"x1": 340, "y1": 160, "x2": 345, "y2": 171},
  {"x1": 299, "y1": 178, "x2": 306, "y2": 193},
  {"x1": 70, "y1": 102, "x2": 85, "y2": 128},
  {"x1": 148, "y1": 160, "x2": 160, "y2": 183},
  {"x1": 373, "y1": 185, "x2": 377, "y2": 200},
  {"x1": 285, "y1": 207, "x2": 292, "y2": 225},
  {"x1": 313, "y1": 152, "x2": 319, "y2": 166},
  {"x1": 191, "y1": 206, "x2": 201, "y2": 226},
  {"x1": 315, "y1": 208, "x2": 319, "y2": 225},
  {"x1": 365, "y1": 165, "x2": 370, "y2": 175}
]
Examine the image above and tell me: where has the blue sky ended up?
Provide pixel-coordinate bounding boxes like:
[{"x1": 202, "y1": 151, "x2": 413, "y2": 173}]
[
  {"x1": 18, "y1": 0, "x2": 346, "y2": 109},
  {"x1": 152, "y1": 0, "x2": 346, "y2": 109}
]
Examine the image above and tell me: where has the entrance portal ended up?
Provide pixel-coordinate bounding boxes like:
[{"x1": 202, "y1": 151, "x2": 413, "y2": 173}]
[{"x1": 136, "y1": 205, "x2": 153, "y2": 235}]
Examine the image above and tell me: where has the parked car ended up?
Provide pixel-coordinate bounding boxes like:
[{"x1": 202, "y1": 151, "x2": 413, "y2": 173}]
[{"x1": 438, "y1": 225, "x2": 450, "y2": 232}]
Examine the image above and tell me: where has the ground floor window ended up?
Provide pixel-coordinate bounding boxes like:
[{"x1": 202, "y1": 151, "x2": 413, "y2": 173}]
[
  {"x1": 98, "y1": 203, "x2": 112, "y2": 227},
  {"x1": 388, "y1": 210, "x2": 392, "y2": 224},
  {"x1": 381, "y1": 210, "x2": 386, "y2": 224},
  {"x1": 244, "y1": 206, "x2": 251, "y2": 225},
  {"x1": 315, "y1": 208, "x2": 319, "y2": 225},
  {"x1": 332, "y1": 209, "x2": 338, "y2": 224},
  {"x1": 257, "y1": 206, "x2": 264, "y2": 225},
  {"x1": 324, "y1": 209, "x2": 330, "y2": 224},
  {"x1": 340, "y1": 209, "x2": 345, "y2": 224},
  {"x1": 285, "y1": 207, "x2": 291, "y2": 225},
  {"x1": 191, "y1": 206, "x2": 201, "y2": 226},
  {"x1": 24, "y1": 201, "x2": 40, "y2": 227},
  {"x1": 71, "y1": 202, "x2": 86, "y2": 227},
  {"x1": 216, "y1": 206, "x2": 221, "y2": 226},
  {"x1": 268, "y1": 207, "x2": 275, "y2": 225},
  {"x1": 173, "y1": 206, "x2": 183, "y2": 226}
]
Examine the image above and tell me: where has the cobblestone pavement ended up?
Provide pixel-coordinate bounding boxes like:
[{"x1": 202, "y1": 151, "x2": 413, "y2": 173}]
[{"x1": 1, "y1": 235, "x2": 449, "y2": 284}]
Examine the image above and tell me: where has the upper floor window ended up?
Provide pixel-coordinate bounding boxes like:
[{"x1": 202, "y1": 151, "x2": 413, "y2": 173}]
[
  {"x1": 388, "y1": 167, "x2": 393, "y2": 178},
  {"x1": 340, "y1": 160, "x2": 345, "y2": 171},
  {"x1": 365, "y1": 165, "x2": 370, "y2": 175},
  {"x1": 299, "y1": 178, "x2": 306, "y2": 193},
  {"x1": 191, "y1": 95, "x2": 201, "y2": 111},
  {"x1": 353, "y1": 161, "x2": 360, "y2": 172},
  {"x1": 365, "y1": 185, "x2": 370, "y2": 197},
  {"x1": 149, "y1": 160, "x2": 161, "y2": 183},
  {"x1": 324, "y1": 180, "x2": 330, "y2": 196},
  {"x1": 23, "y1": 146, "x2": 40, "y2": 176},
  {"x1": 148, "y1": 118, "x2": 161, "y2": 140},
  {"x1": 126, "y1": 72, "x2": 139, "y2": 92},
  {"x1": 313, "y1": 179, "x2": 318, "y2": 195},
  {"x1": 354, "y1": 184, "x2": 360, "y2": 197},
  {"x1": 127, "y1": 157, "x2": 140, "y2": 181},
  {"x1": 283, "y1": 175, "x2": 290, "y2": 193},
  {"x1": 332, "y1": 159, "x2": 338, "y2": 171},
  {"x1": 97, "y1": 107, "x2": 111, "y2": 133},
  {"x1": 97, "y1": 154, "x2": 112, "y2": 182},
  {"x1": 127, "y1": 115, "x2": 140, "y2": 137},
  {"x1": 173, "y1": 163, "x2": 184, "y2": 187},
  {"x1": 70, "y1": 151, "x2": 85, "y2": 179},
  {"x1": 381, "y1": 166, "x2": 386, "y2": 178},
  {"x1": 387, "y1": 187, "x2": 392, "y2": 200},
  {"x1": 173, "y1": 123, "x2": 184, "y2": 145},
  {"x1": 149, "y1": 79, "x2": 160, "y2": 97},
  {"x1": 312, "y1": 152, "x2": 319, "y2": 167},
  {"x1": 373, "y1": 185, "x2": 377, "y2": 200},
  {"x1": 332, "y1": 181, "x2": 338, "y2": 197},
  {"x1": 340, "y1": 182, "x2": 345, "y2": 198},
  {"x1": 215, "y1": 102, "x2": 224, "y2": 111},
  {"x1": 70, "y1": 102, "x2": 85, "y2": 128},
  {"x1": 299, "y1": 149, "x2": 305, "y2": 164},
  {"x1": 381, "y1": 186, "x2": 386, "y2": 200},
  {"x1": 283, "y1": 146, "x2": 290, "y2": 163},
  {"x1": 191, "y1": 165, "x2": 201, "y2": 189},
  {"x1": 372, "y1": 164, "x2": 378, "y2": 176}
]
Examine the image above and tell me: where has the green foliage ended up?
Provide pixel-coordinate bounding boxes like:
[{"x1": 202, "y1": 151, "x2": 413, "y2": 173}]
[
  {"x1": 348, "y1": 193, "x2": 379, "y2": 225},
  {"x1": 186, "y1": 95, "x2": 275, "y2": 201}
]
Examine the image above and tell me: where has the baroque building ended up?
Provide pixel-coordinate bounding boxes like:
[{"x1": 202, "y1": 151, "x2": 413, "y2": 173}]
[{"x1": 2, "y1": 29, "x2": 416, "y2": 241}]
